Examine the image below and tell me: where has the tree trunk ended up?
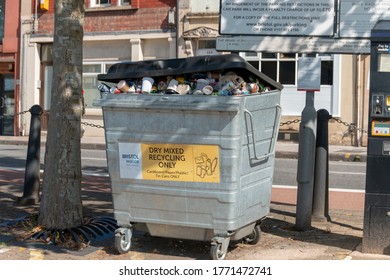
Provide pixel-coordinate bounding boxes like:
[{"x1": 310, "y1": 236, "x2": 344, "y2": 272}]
[{"x1": 38, "y1": 0, "x2": 85, "y2": 229}]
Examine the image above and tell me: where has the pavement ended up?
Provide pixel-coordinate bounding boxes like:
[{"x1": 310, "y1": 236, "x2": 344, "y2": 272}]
[{"x1": 1, "y1": 134, "x2": 390, "y2": 261}]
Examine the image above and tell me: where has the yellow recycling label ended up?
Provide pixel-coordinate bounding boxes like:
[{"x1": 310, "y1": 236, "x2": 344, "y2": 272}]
[{"x1": 118, "y1": 143, "x2": 220, "y2": 183}]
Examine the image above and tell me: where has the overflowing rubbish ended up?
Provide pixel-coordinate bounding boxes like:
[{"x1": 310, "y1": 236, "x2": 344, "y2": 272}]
[
  {"x1": 98, "y1": 71, "x2": 271, "y2": 97},
  {"x1": 94, "y1": 54, "x2": 283, "y2": 260}
]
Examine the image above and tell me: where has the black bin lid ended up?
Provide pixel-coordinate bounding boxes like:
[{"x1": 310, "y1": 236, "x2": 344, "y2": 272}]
[{"x1": 97, "y1": 54, "x2": 283, "y2": 90}]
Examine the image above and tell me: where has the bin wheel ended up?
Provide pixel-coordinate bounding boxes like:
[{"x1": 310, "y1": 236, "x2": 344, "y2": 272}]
[
  {"x1": 115, "y1": 228, "x2": 132, "y2": 254},
  {"x1": 243, "y1": 224, "x2": 261, "y2": 245},
  {"x1": 210, "y1": 243, "x2": 227, "y2": 260}
]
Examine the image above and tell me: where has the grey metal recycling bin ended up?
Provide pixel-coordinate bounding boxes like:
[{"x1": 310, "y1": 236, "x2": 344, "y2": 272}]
[{"x1": 94, "y1": 54, "x2": 283, "y2": 260}]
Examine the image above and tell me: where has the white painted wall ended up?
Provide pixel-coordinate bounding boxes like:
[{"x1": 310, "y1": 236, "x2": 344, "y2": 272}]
[{"x1": 190, "y1": 0, "x2": 219, "y2": 13}]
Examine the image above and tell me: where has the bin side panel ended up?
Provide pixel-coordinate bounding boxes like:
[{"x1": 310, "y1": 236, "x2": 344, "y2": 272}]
[
  {"x1": 104, "y1": 105, "x2": 243, "y2": 230},
  {"x1": 101, "y1": 92, "x2": 281, "y2": 235},
  {"x1": 111, "y1": 181, "x2": 238, "y2": 228},
  {"x1": 104, "y1": 104, "x2": 243, "y2": 185},
  {"x1": 233, "y1": 92, "x2": 281, "y2": 227}
]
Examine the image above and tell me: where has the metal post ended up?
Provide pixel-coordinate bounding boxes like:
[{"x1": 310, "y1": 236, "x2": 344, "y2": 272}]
[
  {"x1": 18, "y1": 105, "x2": 43, "y2": 205},
  {"x1": 295, "y1": 91, "x2": 317, "y2": 230},
  {"x1": 312, "y1": 109, "x2": 331, "y2": 222}
]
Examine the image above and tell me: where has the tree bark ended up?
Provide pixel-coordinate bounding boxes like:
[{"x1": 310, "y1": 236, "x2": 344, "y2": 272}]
[{"x1": 38, "y1": 0, "x2": 85, "y2": 229}]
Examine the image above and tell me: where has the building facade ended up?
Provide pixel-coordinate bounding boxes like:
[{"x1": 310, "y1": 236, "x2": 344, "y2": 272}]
[
  {"x1": 176, "y1": 0, "x2": 370, "y2": 146},
  {"x1": 14, "y1": 0, "x2": 370, "y2": 146},
  {"x1": 19, "y1": 0, "x2": 176, "y2": 136},
  {"x1": 0, "y1": 0, "x2": 21, "y2": 136}
]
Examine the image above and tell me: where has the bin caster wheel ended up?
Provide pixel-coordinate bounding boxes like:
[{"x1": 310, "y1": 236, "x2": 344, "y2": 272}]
[
  {"x1": 210, "y1": 243, "x2": 227, "y2": 260},
  {"x1": 243, "y1": 224, "x2": 261, "y2": 245},
  {"x1": 115, "y1": 228, "x2": 132, "y2": 254}
]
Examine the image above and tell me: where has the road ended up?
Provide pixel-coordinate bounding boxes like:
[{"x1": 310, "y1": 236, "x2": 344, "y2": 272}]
[
  {"x1": 271, "y1": 158, "x2": 366, "y2": 212},
  {"x1": 0, "y1": 144, "x2": 108, "y2": 175},
  {"x1": 273, "y1": 158, "x2": 366, "y2": 191},
  {"x1": 0, "y1": 144, "x2": 366, "y2": 192},
  {"x1": 0, "y1": 143, "x2": 366, "y2": 212},
  {"x1": 0, "y1": 144, "x2": 368, "y2": 261}
]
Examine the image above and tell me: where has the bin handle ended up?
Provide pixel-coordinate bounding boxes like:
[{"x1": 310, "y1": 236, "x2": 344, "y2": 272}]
[{"x1": 244, "y1": 105, "x2": 281, "y2": 162}]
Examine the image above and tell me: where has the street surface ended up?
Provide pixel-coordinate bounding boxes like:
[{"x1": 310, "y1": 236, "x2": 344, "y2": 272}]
[
  {"x1": 274, "y1": 158, "x2": 366, "y2": 191},
  {"x1": 0, "y1": 144, "x2": 366, "y2": 190},
  {"x1": 0, "y1": 143, "x2": 377, "y2": 261},
  {"x1": 0, "y1": 143, "x2": 365, "y2": 213}
]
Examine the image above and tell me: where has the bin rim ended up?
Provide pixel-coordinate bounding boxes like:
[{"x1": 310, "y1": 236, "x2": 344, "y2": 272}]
[{"x1": 97, "y1": 54, "x2": 283, "y2": 91}]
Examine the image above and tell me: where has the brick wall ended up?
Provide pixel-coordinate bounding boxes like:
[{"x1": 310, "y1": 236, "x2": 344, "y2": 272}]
[{"x1": 34, "y1": 0, "x2": 176, "y2": 35}]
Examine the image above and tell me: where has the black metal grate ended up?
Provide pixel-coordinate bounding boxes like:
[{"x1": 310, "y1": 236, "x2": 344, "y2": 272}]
[{"x1": 30, "y1": 216, "x2": 118, "y2": 245}]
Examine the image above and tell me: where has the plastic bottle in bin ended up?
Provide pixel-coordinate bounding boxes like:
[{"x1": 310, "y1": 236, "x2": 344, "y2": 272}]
[{"x1": 98, "y1": 83, "x2": 110, "y2": 98}]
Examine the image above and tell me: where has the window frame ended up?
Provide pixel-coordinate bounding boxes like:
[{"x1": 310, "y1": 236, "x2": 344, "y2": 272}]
[
  {"x1": 89, "y1": 0, "x2": 130, "y2": 7},
  {"x1": 240, "y1": 52, "x2": 334, "y2": 87},
  {"x1": 90, "y1": 0, "x2": 112, "y2": 8},
  {"x1": 196, "y1": 39, "x2": 219, "y2": 56},
  {"x1": 82, "y1": 62, "x2": 117, "y2": 111}
]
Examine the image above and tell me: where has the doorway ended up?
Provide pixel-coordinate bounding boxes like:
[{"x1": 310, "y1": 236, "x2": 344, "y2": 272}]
[{"x1": 0, "y1": 74, "x2": 15, "y2": 135}]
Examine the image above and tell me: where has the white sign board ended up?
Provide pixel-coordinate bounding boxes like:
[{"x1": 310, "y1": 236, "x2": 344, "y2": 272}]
[
  {"x1": 119, "y1": 142, "x2": 143, "y2": 180},
  {"x1": 297, "y1": 57, "x2": 321, "y2": 91},
  {"x1": 216, "y1": 36, "x2": 371, "y2": 54},
  {"x1": 220, "y1": 0, "x2": 335, "y2": 36},
  {"x1": 340, "y1": 0, "x2": 390, "y2": 38}
]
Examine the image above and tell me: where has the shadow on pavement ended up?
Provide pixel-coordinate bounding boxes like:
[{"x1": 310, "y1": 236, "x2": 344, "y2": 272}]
[
  {"x1": 100, "y1": 233, "x2": 213, "y2": 260},
  {"x1": 0, "y1": 167, "x2": 366, "y2": 260},
  {"x1": 0, "y1": 183, "x2": 39, "y2": 221},
  {"x1": 264, "y1": 206, "x2": 362, "y2": 252}
]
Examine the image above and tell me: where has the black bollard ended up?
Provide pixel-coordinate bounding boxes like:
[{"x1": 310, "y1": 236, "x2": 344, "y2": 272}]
[
  {"x1": 18, "y1": 105, "x2": 43, "y2": 205},
  {"x1": 312, "y1": 109, "x2": 331, "y2": 221}
]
